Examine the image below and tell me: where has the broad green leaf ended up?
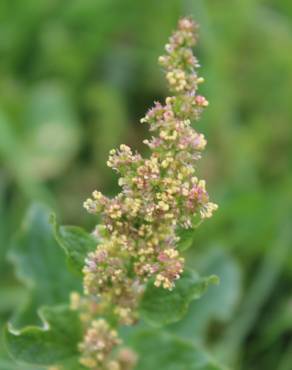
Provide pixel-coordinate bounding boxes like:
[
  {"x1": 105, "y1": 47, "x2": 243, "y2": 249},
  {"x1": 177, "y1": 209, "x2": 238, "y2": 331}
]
[
  {"x1": 198, "y1": 248, "x2": 242, "y2": 321},
  {"x1": 0, "y1": 322, "x2": 24, "y2": 370},
  {"x1": 0, "y1": 322, "x2": 43, "y2": 370},
  {"x1": 8, "y1": 203, "x2": 81, "y2": 327},
  {"x1": 140, "y1": 270, "x2": 218, "y2": 327},
  {"x1": 0, "y1": 356, "x2": 42, "y2": 370},
  {"x1": 130, "y1": 330, "x2": 227, "y2": 370},
  {"x1": 5, "y1": 305, "x2": 83, "y2": 368},
  {"x1": 169, "y1": 247, "x2": 242, "y2": 341},
  {"x1": 51, "y1": 214, "x2": 97, "y2": 275},
  {"x1": 0, "y1": 286, "x2": 27, "y2": 315}
]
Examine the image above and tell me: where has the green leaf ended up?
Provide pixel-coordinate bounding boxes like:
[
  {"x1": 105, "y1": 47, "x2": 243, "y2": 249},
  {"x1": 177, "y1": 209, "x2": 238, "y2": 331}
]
[
  {"x1": 130, "y1": 330, "x2": 227, "y2": 370},
  {"x1": 198, "y1": 248, "x2": 242, "y2": 322},
  {"x1": 5, "y1": 305, "x2": 83, "y2": 368},
  {"x1": 8, "y1": 203, "x2": 81, "y2": 327},
  {"x1": 177, "y1": 227, "x2": 196, "y2": 251},
  {"x1": 0, "y1": 357, "x2": 42, "y2": 370},
  {"x1": 170, "y1": 247, "x2": 242, "y2": 341},
  {"x1": 0, "y1": 286, "x2": 27, "y2": 315},
  {"x1": 1, "y1": 318, "x2": 44, "y2": 370},
  {"x1": 139, "y1": 270, "x2": 219, "y2": 327},
  {"x1": 51, "y1": 214, "x2": 97, "y2": 275}
]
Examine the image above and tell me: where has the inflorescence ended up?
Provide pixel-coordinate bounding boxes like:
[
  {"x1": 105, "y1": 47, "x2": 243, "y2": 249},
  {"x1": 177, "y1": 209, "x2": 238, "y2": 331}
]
[{"x1": 73, "y1": 17, "x2": 218, "y2": 370}]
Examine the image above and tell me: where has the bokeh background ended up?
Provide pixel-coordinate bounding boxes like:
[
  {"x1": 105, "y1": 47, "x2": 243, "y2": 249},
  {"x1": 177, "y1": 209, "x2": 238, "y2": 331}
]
[{"x1": 1, "y1": 0, "x2": 292, "y2": 369}]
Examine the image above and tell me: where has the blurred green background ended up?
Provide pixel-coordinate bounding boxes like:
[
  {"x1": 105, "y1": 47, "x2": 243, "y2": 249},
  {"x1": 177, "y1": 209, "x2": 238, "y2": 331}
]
[{"x1": 0, "y1": 0, "x2": 292, "y2": 369}]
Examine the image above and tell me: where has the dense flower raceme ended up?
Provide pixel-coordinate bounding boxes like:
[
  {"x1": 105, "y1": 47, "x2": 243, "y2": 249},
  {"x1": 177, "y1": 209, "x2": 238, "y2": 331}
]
[{"x1": 74, "y1": 18, "x2": 218, "y2": 369}]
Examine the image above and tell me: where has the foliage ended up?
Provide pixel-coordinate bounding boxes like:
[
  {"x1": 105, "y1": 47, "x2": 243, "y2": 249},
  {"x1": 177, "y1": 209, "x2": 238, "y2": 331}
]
[
  {"x1": 7, "y1": 204, "x2": 81, "y2": 327},
  {"x1": 5, "y1": 305, "x2": 83, "y2": 368},
  {"x1": 51, "y1": 214, "x2": 97, "y2": 275},
  {"x1": 1, "y1": 0, "x2": 292, "y2": 369},
  {"x1": 140, "y1": 271, "x2": 218, "y2": 327},
  {"x1": 129, "y1": 330, "x2": 227, "y2": 370}
]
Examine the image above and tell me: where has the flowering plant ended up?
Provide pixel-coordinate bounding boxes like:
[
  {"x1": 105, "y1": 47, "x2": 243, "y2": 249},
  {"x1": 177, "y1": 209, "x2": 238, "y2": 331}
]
[{"x1": 5, "y1": 17, "x2": 223, "y2": 370}]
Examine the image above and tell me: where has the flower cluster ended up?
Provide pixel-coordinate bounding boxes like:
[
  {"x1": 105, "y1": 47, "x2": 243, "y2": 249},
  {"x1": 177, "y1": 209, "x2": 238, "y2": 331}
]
[
  {"x1": 78, "y1": 17, "x2": 217, "y2": 369},
  {"x1": 79, "y1": 319, "x2": 137, "y2": 370}
]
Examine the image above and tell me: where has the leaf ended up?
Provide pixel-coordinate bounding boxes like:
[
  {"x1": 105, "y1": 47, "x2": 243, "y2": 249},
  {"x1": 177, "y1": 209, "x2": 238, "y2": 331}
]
[
  {"x1": 5, "y1": 305, "x2": 83, "y2": 368},
  {"x1": 198, "y1": 248, "x2": 242, "y2": 322},
  {"x1": 1, "y1": 319, "x2": 44, "y2": 370},
  {"x1": 177, "y1": 227, "x2": 196, "y2": 251},
  {"x1": 139, "y1": 270, "x2": 219, "y2": 327},
  {"x1": 0, "y1": 357, "x2": 42, "y2": 370},
  {"x1": 130, "y1": 330, "x2": 227, "y2": 370},
  {"x1": 0, "y1": 286, "x2": 27, "y2": 315},
  {"x1": 8, "y1": 203, "x2": 81, "y2": 327},
  {"x1": 176, "y1": 214, "x2": 203, "y2": 252},
  {"x1": 170, "y1": 247, "x2": 242, "y2": 341},
  {"x1": 51, "y1": 214, "x2": 97, "y2": 275}
]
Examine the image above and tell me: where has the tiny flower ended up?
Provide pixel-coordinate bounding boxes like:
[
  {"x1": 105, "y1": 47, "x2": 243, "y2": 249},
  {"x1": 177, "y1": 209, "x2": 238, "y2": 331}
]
[{"x1": 195, "y1": 95, "x2": 209, "y2": 107}]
